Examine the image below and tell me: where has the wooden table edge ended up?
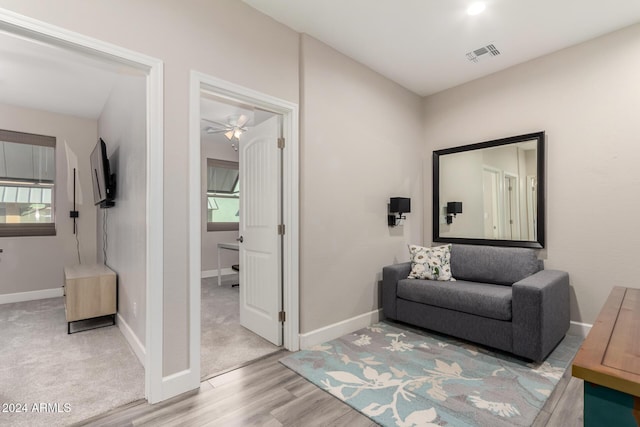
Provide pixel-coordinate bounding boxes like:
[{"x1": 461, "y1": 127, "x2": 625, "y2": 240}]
[{"x1": 572, "y1": 286, "x2": 640, "y2": 397}]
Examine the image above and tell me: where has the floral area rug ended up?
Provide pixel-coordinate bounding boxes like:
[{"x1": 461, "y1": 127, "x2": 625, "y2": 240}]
[{"x1": 280, "y1": 322, "x2": 581, "y2": 427}]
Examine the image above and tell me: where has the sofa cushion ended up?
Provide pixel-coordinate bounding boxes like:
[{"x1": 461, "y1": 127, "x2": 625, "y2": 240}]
[
  {"x1": 397, "y1": 278, "x2": 513, "y2": 321},
  {"x1": 408, "y1": 244, "x2": 453, "y2": 281},
  {"x1": 451, "y1": 244, "x2": 543, "y2": 286}
]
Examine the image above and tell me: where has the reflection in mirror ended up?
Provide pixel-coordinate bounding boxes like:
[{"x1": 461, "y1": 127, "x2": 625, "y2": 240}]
[{"x1": 433, "y1": 132, "x2": 545, "y2": 248}]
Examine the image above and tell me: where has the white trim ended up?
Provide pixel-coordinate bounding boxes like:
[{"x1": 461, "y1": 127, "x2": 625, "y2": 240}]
[
  {"x1": 144, "y1": 47, "x2": 164, "y2": 405},
  {"x1": 117, "y1": 313, "x2": 146, "y2": 367},
  {"x1": 282, "y1": 97, "x2": 300, "y2": 352},
  {"x1": 201, "y1": 268, "x2": 235, "y2": 279},
  {"x1": 569, "y1": 321, "x2": 592, "y2": 339},
  {"x1": 299, "y1": 309, "x2": 383, "y2": 349},
  {"x1": 187, "y1": 74, "x2": 202, "y2": 390},
  {"x1": 189, "y1": 72, "x2": 301, "y2": 394},
  {"x1": 161, "y1": 369, "x2": 196, "y2": 401},
  {"x1": 299, "y1": 312, "x2": 588, "y2": 348},
  {"x1": 0, "y1": 8, "x2": 164, "y2": 404},
  {"x1": 0, "y1": 288, "x2": 63, "y2": 305}
]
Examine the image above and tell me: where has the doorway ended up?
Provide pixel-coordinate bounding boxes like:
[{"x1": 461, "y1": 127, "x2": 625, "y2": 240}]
[
  {"x1": 199, "y1": 94, "x2": 283, "y2": 378},
  {"x1": 188, "y1": 71, "x2": 299, "y2": 383},
  {"x1": 0, "y1": 10, "x2": 164, "y2": 404}
]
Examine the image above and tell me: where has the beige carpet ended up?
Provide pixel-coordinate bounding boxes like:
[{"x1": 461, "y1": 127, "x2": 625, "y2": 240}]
[
  {"x1": 201, "y1": 275, "x2": 281, "y2": 379},
  {"x1": 0, "y1": 297, "x2": 144, "y2": 427}
]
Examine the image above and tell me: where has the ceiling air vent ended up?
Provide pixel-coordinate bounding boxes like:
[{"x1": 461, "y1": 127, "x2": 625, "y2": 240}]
[{"x1": 466, "y1": 44, "x2": 501, "y2": 63}]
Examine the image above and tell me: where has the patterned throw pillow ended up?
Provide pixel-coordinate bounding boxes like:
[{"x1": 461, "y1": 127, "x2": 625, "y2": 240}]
[{"x1": 408, "y1": 244, "x2": 454, "y2": 281}]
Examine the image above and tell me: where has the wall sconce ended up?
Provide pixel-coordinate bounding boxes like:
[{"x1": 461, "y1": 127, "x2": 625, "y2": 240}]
[
  {"x1": 388, "y1": 197, "x2": 411, "y2": 227},
  {"x1": 446, "y1": 202, "x2": 463, "y2": 224}
]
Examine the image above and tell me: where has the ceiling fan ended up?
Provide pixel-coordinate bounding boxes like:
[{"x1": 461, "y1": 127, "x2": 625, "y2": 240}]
[{"x1": 203, "y1": 115, "x2": 249, "y2": 149}]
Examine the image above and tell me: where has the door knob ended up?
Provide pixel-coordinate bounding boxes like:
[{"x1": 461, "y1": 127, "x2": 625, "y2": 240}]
[{"x1": 236, "y1": 236, "x2": 243, "y2": 243}]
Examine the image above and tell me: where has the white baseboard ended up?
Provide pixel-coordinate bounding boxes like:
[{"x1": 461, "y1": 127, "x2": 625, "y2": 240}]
[
  {"x1": 0, "y1": 287, "x2": 64, "y2": 305},
  {"x1": 161, "y1": 368, "x2": 200, "y2": 401},
  {"x1": 117, "y1": 313, "x2": 146, "y2": 367},
  {"x1": 201, "y1": 268, "x2": 235, "y2": 279},
  {"x1": 569, "y1": 321, "x2": 592, "y2": 339},
  {"x1": 299, "y1": 309, "x2": 383, "y2": 349},
  {"x1": 297, "y1": 311, "x2": 592, "y2": 346}
]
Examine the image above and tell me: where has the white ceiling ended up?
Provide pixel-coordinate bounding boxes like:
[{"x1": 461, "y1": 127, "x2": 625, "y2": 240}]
[
  {"x1": 243, "y1": 0, "x2": 640, "y2": 96},
  {"x1": 0, "y1": 30, "x2": 141, "y2": 119},
  {"x1": 0, "y1": 29, "x2": 270, "y2": 138},
  {"x1": 2, "y1": 2, "x2": 639, "y2": 122},
  {"x1": 200, "y1": 93, "x2": 275, "y2": 144}
]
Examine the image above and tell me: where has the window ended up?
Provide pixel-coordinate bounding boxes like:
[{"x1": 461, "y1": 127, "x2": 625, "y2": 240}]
[
  {"x1": 207, "y1": 158, "x2": 239, "y2": 231},
  {"x1": 0, "y1": 129, "x2": 56, "y2": 237}
]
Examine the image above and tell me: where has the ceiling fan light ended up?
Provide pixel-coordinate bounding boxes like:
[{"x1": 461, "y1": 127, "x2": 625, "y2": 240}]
[
  {"x1": 233, "y1": 129, "x2": 242, "y2": 139},
  {"x1": 237, "y1": 114, "x2": 249, "y2": 128},
  {"x1": 224, "y1": 130, "x2": 234, "y2": 140},
  {"x1": 467, "y1": 2, "x2": 486, "y2": 16}
]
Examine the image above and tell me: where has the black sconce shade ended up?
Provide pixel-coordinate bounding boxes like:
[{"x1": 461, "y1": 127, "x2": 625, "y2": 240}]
[
  {"x1": 390, "y1": 197, "x2": 411, "y2": 213},
  {"x1": 446, "y1": 201, "x2": 462, "y2": 225},
  {"x1": 388, "y1": 197, "x2": 411, "y2": 227},
  {"x1": 447, "y1": 202, "x2": 462, "y2": 215}
]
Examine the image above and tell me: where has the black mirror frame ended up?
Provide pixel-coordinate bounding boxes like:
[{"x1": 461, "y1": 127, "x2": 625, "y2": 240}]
[{"x1": 432, "y1": 131, "x2": 546, "y2": 249}]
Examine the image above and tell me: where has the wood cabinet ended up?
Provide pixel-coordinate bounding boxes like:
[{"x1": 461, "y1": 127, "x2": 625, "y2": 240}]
[
  {"x1": 572, "y1": 286, "x2": 640, "y2": 426},
  {"x1": 64, "y1": 264, "x2": 116, "y2": 334}
]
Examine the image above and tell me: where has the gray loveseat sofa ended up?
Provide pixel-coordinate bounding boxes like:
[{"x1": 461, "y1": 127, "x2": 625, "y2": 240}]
[{"x1": 382, "y1": 244, "x2": 569, "y2": 362}]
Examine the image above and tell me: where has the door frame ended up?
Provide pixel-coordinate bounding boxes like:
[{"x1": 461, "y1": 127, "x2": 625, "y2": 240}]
[
  {"x1": 188, "y1": 71, "x2": 299, "y2": 382},
  {"x1": 482, "y1": 165, "x2": 502, "y2": 239},
  {"x1": 503, "y1": 172, "x2": 521, "y2": 240},
  {"x1": 0, "y1": 9, "x2": 165, "y2": 403}
]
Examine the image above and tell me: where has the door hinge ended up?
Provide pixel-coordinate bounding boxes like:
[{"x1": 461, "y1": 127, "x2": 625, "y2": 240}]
[
  {"x1": 278, "y1": 224, "x2": 285, "y2": 235},
  {"x1": 278, "y1": 311, "x2": 286, "y2": 322},
  {"x1": 277, "y1": 137, "x2": 285, "y2": 149}
]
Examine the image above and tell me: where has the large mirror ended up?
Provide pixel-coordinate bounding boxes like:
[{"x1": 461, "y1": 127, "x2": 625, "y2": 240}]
[{"x1": 433, "y1": 131, "x2": 545, "y2": 248}]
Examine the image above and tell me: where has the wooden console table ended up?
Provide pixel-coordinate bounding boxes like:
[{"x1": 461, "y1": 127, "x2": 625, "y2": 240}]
[
  {"x1": 64, "y1": 264, "x2": 117, "y2": 334},
  {"x1": 572, "y1": 286, "x2": 640, "y2": 426}
]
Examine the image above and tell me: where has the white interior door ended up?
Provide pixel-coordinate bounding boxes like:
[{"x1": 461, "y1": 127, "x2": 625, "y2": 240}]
[
  {"x1": 504, "y1": 174, "x2": 520, "y2": 240},
  {"x1": 482, "y1": 168, "x2": 500, "y2": 239},
  {"x1": 238, "y1": 115, "x2": 282, "y2": 345},
  {"x1": 526, "y1": 175, "x2": 537, "y2": 240}
]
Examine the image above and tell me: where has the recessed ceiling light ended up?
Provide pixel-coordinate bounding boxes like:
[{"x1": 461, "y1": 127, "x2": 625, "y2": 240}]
[{"x1": 467, "y1": 2, "x2": 486, "y2": 16}]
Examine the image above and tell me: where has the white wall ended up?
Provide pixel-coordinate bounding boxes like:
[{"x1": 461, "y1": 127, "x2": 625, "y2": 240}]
[
  {"x1": 201, "y1": 136, "x2": 239, "y2": 272},
  {"x1": 438, "y1": 150, "x2": 484, "y2": 238},
  {"x1": 0, "y1": 103, "x2": 97, "y2": 296},
  {"x1": 97, "y1": 74, "x2": 147, "y2": 346},
  {"x1": 300, "y1": 35, "x2": 424, "y2": 333},
  {"x1": 483, "y1": 146, "x2": 519, "y2": 175},
  {"x1": 423, "y1": 23, "x2": 640, "y2": 325},
  {"x1": 0, "y1": 0, "x2": 300, "y2": 375}
]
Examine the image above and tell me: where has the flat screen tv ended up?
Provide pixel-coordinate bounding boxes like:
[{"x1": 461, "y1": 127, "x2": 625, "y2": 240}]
[{"x1": 90, "y1": 138, "x2": 116, "y2": 208}]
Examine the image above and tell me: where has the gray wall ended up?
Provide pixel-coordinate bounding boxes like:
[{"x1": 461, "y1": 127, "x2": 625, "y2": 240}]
[
  {"x1": 97, "y1": 74, "x2": 147, "y2": 346},
  {"x1": 0, "y1": 103, "x2": 97, "y2": 295},
  {"x1": 299, "y1": 35, "x2": 424, "y2": 333},
  {"x1": 423, "y1": 23, "x2": 640, "y2": 325}
]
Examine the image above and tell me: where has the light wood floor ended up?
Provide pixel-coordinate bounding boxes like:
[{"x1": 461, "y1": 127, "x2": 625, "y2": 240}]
[{"x1": 78, "y1": 350, "x2": 583, "y2": 427}]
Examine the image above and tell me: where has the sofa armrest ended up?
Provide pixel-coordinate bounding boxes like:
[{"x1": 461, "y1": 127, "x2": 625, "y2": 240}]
[
  {"x1": 512, "y1": 269, "x2": 570, "y2": 361},
  {"x1": 382, "y1": 262, "x2": 411, "y2": 320}
]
